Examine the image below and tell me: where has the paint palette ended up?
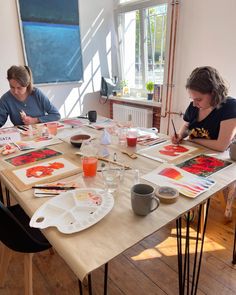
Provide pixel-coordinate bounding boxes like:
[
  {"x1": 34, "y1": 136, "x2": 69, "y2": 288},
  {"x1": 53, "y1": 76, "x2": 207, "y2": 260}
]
[{"x1": 30, "y1": 188, "x2": 114, "y2": 234}]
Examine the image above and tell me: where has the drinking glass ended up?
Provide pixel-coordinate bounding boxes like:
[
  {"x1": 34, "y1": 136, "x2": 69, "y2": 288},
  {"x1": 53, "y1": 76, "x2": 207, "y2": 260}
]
[
  {"x1": 102, "y1": 164, "x2": 121, "y2": 193},
  {"x1": 46, "y1": 122, "x2": 58, "y2": 135},
  {"x1": 80, "y1": 140, "x2": 98, "y2": 177},
  {"x1": 118, "y1": 128, "x2": 127, "y2": 145},
  {"x1": 82, "y1": 157, "x2": 98, "y2": 177},
  {"x1": 127, "y1": 128, "x2": 138, "y2": 147}
]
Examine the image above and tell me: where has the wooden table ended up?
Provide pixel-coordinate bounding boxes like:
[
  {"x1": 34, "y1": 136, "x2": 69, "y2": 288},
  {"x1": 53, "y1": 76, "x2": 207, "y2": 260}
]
[{"x1": 0, "y1": 124, "x2": 235, "y2": 295}]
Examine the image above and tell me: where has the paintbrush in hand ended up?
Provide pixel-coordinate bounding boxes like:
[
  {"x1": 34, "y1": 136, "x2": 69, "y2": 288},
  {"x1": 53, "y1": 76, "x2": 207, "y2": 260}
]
[{"x1": 171, "y1": 119, "x2": 179, "y2": 144}]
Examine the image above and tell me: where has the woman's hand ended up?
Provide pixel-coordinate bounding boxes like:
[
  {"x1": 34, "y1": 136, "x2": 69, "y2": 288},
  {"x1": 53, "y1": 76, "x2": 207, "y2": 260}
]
[
  {"x1": 22, "y1": 115, "x2": 39, "y2": 125},
  {"x1": 171, "y1": 122, "x2": 189, "y2": 144},
  {"x1": 171, "y1": 134, "x2": 182, "y2": 144}
]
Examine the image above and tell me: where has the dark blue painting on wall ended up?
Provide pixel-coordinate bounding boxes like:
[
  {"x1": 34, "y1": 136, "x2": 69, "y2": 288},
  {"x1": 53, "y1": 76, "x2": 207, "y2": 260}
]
[{"x1": 18, "y1": 0, "x2": 83, "y2": 84}]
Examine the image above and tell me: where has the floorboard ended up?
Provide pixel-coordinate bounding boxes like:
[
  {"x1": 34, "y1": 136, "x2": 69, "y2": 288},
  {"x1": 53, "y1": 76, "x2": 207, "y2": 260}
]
[{"x1": 0, "y1": 194, "x2": 235, "y2": 294}]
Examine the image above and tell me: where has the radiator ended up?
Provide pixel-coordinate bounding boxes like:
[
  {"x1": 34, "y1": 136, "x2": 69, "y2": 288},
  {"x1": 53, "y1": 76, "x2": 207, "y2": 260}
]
[{"x1": 113, "y1": 104, "x2": 153, "y2": 128}]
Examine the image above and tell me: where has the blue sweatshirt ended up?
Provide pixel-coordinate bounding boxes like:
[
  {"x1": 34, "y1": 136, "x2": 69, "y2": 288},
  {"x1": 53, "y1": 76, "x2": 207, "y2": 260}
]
[{"x1": 0, "y1": 88, "x2": 61, "y2": 127}]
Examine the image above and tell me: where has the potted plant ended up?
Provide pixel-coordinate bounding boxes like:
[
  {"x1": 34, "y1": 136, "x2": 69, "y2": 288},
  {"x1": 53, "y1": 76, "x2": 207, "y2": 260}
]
[
  {"x1": 146, "y1": 81, "x2": 154, "y2": 100},
  {"x1": 119, "y1": 80, "x2": 129, "y2": 96}
]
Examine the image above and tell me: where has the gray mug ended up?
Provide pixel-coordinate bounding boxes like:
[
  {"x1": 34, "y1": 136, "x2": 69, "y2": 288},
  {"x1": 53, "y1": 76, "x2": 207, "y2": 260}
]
[
  {"x1": 229, "y1": 142, "x2": 236, "y2": 161},
  {"x1": 131, "y1": 183, "x2": 160, "y2": 216},
  {"x1": 88, "y1": 110, "x2": 97, "y2": 123}
]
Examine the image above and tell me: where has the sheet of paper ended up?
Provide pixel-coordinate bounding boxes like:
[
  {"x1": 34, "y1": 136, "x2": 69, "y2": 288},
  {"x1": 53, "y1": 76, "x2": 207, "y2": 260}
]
[
  {"x1": 13, "y1": 157, "x2": 79, "y2": 185},
  {"x1": 176, "y1": 154, "x2": 233, "y2": 177},
  {"x1": 142, "y1": 163, "x2": 215, "y2": 198},
  {"x1": 137, "y1": 141, "x2": 199, "y2": 162}
]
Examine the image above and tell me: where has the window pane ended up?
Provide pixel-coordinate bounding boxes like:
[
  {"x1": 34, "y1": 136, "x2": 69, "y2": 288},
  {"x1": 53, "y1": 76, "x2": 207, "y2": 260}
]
[
  {"x1": 135, "y1": 11, "x2": 142, "y2": 88},
  {"x1": 120, "y1": 10, "x2": 142, "y2": 89},
  {"x1": 118, "y1": 3, "x2": 168, "y2": 91},
  {"x1": 146, "y1": 4, "x2": 167, "y2": 84}
]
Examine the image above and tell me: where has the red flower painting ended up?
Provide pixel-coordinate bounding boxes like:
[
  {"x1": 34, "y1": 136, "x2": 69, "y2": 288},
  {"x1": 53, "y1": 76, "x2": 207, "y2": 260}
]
[
  {"x1": 177, "y1": 154, "x2": 232, "y2": 177},
  {"x1": 26, "y1": 162, "x2": 65, "y2": 178},
  {"x1": 5, "y1": 148, "x2": 62, "y2": 167},
  {"x1": 159, "y1": 145, "x2": 189, "y2": 157}
]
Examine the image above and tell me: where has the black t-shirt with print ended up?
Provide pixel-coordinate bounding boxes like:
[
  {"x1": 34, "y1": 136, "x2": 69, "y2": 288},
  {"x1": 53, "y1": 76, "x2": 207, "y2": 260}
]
[{"x1": 183, "y1": 97, "x2": 236, "y2": 140}]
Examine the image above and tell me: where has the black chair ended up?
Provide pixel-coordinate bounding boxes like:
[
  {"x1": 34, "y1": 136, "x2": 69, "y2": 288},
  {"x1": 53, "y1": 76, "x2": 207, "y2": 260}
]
[{"x1": 0, "y1": 201, "x2": 51, "y2": 295}]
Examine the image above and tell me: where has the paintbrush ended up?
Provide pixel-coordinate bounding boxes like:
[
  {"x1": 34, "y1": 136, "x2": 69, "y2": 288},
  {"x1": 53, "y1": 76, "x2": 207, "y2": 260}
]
[
  {"x1": 76, "y1": 152, "x2": 132, "y2": 169},
  {"x1": 97, "y1": 167, "x2": 130, "y2": 172},
  {"x1": 171, "y1": 119, "x2": 179, "y2": 145},
  {"x1": 32, "y1": 186, "x2": 77, "y2": 190},
  {"x1": 35, "y1": 192, "x2": 60, "y2": 195},
  {"x1": 171, "y1": 119, "x2": 177, "y2": 138},
  {"x1": 97, "y1": 156, "x2": 132, "y2": 169}
]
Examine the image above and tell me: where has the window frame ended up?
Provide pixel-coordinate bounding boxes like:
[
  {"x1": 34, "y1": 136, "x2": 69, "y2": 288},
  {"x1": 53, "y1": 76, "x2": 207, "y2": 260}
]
[{"x1": 114, "y1": 0, "x2": 171, "y2": 93}]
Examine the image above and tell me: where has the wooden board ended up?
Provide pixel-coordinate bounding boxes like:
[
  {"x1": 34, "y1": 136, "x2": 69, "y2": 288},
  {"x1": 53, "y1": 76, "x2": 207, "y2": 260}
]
[{"x1": 2, "y1": 156, "x2": 82, "y2": 192}]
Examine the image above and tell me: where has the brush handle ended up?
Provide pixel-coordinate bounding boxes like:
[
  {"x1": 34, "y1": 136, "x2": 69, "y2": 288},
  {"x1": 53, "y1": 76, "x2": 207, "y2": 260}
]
[
  {"x1": 97, "y1": 156, "x2": 131, "y2": 169},
  {"x1": 171, "y1": 119, "x2": 178, "y2": 138},
  {"x1": 32, "y1": 186, "x2": 76, "y2": 190}
]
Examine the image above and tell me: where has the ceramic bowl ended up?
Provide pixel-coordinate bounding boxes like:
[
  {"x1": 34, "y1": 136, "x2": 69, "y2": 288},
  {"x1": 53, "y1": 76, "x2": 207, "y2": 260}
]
[{"x1": 70, "y1": 134, "x2": 91, "y2": 148}]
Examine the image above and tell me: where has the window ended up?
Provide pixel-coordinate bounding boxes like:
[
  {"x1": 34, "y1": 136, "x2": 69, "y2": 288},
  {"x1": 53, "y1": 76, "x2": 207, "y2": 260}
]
[{"x1": 115, "y1": 0, "x2": 168, "y2": 92}]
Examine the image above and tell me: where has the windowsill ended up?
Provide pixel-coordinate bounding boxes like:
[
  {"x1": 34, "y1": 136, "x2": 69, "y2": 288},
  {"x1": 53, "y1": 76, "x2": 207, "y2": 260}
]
[{"x1": 109, "y1": 96, "x2": 162, "y2": 107}]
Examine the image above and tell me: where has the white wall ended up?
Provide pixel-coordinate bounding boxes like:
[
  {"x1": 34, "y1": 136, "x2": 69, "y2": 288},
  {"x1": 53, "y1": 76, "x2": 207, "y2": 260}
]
[
  {"x1": 0, "y1": 0, "x2": 116, "y2": 126},
  {"x1": 162, "y1": 0, "x2": 236, "y2": 132}
]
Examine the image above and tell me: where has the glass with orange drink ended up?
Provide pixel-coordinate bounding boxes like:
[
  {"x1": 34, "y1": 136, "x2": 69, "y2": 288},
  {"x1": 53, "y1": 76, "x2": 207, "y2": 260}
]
[
  {"x1": 80, "y1": 139, "x2": 98, "y2": 177},
  {"x1": 82, "y1": 157, "x2": 98, "y2": 177}
]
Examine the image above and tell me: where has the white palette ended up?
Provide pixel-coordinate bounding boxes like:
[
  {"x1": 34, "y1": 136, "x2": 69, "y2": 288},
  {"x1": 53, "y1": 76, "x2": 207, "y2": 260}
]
[{"x1": 30, "y1": 188, "x2": 114, "y2": 234}]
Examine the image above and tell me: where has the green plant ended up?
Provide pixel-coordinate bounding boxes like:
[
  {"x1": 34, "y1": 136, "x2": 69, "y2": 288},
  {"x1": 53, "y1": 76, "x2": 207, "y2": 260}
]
[
  {"x1": 146, "y1": 81, "x2": 154, "y2": 93},
  {"x1": 119, "y1": 80, "x2": 128, "y2": 89}
]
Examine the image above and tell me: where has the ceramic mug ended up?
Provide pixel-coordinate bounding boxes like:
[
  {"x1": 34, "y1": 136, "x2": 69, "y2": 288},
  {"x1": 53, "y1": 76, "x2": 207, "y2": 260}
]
[
  {"x1": 88, "y1": 110, "x2": 97, "y2": 123},
  {"x1": 229, "y1": 142, "x2": 236, "y2": 161},
  {"x1": 131, "y1": 183, "x2": 160, "y2": 216}
]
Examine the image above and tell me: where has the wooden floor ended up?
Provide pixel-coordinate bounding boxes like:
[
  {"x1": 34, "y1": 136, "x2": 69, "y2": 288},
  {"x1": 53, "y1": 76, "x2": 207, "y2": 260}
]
[{"x1": 0, "y1": 193, "x2": 235, "y2": 295}]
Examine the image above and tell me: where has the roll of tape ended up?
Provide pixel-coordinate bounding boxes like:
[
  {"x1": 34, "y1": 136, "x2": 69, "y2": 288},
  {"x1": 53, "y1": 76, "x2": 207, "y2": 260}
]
[{"x1": 155, "y1": 186, "x2": 179, "y2": 204}]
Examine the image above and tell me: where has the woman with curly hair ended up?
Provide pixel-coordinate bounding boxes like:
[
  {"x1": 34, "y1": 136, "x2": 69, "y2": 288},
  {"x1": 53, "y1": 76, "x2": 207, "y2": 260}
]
[{"x1": 172, "y1": 66, "x2": 236, "y2": 151}]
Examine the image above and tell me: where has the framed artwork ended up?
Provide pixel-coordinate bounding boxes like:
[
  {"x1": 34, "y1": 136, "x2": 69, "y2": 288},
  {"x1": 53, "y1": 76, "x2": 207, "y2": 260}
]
[
  {"x1": 137, "y1": 141, "x2": 199, "y2": 162},
  {"x1": 17, "y1": 0, "x2": 83, "y2": 84},
  {"x1": 176, "y1": 154, "x2": 232, "y2": 177},
  {"x1": 142, "y1": 164, "x2": 215, "y2": 198},
  {"x1": 2, "y1": 157, "x2": 81, "y2": 191},
  {"x1": 5, "y1": 148, "x2": 62, "y2": 167}
]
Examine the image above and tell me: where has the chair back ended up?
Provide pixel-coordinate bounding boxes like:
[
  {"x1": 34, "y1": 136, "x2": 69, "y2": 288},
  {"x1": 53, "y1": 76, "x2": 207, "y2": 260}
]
[{"x1": 0, "y1": 202, "x2": 50, "y2": 253}]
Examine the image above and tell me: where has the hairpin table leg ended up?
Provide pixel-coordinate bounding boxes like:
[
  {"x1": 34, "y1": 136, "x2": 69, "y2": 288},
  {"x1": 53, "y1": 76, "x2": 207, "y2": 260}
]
[
  {"x1": 5, "y1": 188, "x2": 10, "y2": 206},
  {"x1": 176, "y1": 199, "x2": 210, "y2": 295},
  {"x1": 0, "y1": 182, "x2": 4, "y2": 203},
  {"x1": 233, "y1": 223, "x2": 236, "y2": 265}
]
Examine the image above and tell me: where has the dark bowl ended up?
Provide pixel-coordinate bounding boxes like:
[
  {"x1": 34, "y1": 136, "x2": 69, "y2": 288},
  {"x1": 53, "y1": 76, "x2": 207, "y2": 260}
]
[{"x1": 70, "y1": 134, "x2": 91, "y2": 148}]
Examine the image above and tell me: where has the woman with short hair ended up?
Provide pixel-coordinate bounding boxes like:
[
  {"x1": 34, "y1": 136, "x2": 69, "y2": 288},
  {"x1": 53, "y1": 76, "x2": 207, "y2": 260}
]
[{"x1": 172, "y1": 66, "x2": 236, "y2": 151}]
